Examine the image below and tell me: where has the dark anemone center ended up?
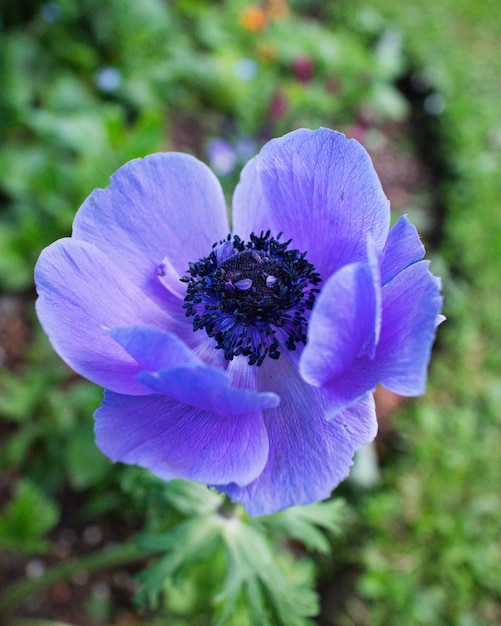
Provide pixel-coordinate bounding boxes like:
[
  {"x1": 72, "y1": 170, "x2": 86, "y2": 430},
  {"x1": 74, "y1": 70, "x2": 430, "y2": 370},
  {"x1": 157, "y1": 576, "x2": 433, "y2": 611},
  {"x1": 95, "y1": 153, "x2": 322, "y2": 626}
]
[
  {"x1": 218, "y1": 250, "x2": 281, "y2": 300},
  {"x1": 182, "y1": 231, "x2": 321, "y2": 366}
]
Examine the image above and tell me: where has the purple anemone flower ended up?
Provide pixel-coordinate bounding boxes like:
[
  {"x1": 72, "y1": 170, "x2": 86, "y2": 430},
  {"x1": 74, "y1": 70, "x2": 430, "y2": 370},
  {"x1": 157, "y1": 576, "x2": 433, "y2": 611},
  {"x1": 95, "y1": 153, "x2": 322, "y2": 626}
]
[{"x1": 35, "y1": 128, "x2": 443, "y2": 516}]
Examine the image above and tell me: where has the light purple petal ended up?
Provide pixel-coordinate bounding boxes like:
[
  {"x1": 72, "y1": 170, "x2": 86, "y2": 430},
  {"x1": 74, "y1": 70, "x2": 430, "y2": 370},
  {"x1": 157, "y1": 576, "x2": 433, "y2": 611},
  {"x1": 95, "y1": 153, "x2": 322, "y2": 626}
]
[
  {"x1": 314, "y1": 365, "x2": 375, "y2": 417},
  {"x1": 373, "y1": 260, "x2": 443, "y2": 395},
  {"x1": 299, "y1": 258, "x2": 380, "y2": 387},
  {"x1": 94, "y1": 391, "x2": 269, "y2": 486},
  {"x1": 109, "y1": 327, "x2": 279, "y2": 415},
  {"x1": 35, "y1": 239, "x2": 176, "y2": 394},
  {"x1": 72, "y1": 153, "x2": 229, "y2": 308},
  {"x1": 232, "y1": 128, "x2": 390, "y2": 281},
  {"x1": 320, "y1": 260, "x2": 443, "y2": 411},
  {"x1": 138, "y1": 369, "x2": 279, "y2": 416},
  {"x1": 381, "y1": 215, "x2": 425, "y2": 285},
  {"x1": 217, "y1": 355, "x2": 377, "y2": 516},
  {"x1": 109, "y1": 327, "x2": 201, "y2": 371}
]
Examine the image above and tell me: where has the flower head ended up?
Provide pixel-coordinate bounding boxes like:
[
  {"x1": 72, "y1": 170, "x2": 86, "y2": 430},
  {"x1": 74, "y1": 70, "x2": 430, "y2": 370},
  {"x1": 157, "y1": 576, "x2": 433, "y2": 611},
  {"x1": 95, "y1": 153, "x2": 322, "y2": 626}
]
[{"x1": 35, "y1": 128, "x2": 443, "y2": 516}]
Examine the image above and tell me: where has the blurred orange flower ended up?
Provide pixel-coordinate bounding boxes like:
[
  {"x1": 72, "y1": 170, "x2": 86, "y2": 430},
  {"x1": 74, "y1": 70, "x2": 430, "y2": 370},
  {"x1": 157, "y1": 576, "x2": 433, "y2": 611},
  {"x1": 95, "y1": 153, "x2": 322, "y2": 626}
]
[
  {"x1": 240, "y1": 1, "x2": 290, "y2": 33},
  {"x1": 240, "y1": 6, "x2": 267, "y2": 32}
]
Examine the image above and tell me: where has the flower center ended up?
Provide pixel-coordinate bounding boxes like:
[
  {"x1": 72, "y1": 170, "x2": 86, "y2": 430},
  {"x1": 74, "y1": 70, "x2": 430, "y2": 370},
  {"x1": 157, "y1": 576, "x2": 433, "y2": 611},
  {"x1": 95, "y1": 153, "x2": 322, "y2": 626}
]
[{"x1": 182, "y1": 231, "x2": 321, "y2": 366}]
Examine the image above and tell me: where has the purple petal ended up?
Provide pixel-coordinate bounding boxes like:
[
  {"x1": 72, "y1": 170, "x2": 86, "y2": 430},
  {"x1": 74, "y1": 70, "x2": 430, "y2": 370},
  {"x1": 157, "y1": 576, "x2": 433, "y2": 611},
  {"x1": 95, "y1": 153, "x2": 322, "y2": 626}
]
[
  {"x1": 373, "y1": 260, "x2": 443, "y2": 395},
  {"x1": 299, "y1": 258, "x2": 380, "y2": 387},
  {"x1": 217, "y1": 355, "x2": 377, "y2": 516},
  {"x1": 35, "y1": 239, "x2": 175, "y2": 394},
  {"x1": 109, "y1": 327, "x2": 280, "y2": 415},
  {"x1": 232, "y1": 128, "x2": 390, "y2": 281},
  {"x1": 320, "y1": 260, "x2": 443, "y2": 411},
  {"x1": 94, "y1": 391, "x2": 269, "y2": 486},
  {"x1": 138, "y1": 368, "x2": 279, "y2": 416},
  {"x1": 381, "y1": 215, "x2": 425, "y2": 285},
  {"x1": 109, "y1": 327, "x2": 200, "y2": 371},
  {"x1": 72, "y1": 153, "x2": 229, "y2": 308}
]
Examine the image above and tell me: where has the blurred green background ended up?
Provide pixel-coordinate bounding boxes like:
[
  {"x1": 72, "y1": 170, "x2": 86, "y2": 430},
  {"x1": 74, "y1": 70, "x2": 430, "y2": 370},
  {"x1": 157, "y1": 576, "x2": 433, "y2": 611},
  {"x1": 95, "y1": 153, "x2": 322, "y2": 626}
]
[{"x1": 1, "y1": 1, "x2": 500, "y2": 624}]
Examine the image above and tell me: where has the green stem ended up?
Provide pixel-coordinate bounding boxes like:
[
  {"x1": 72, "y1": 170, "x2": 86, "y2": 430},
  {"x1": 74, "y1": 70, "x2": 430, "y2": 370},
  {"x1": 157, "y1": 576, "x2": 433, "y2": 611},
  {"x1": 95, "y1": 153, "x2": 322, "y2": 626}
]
[{"x1": 0, "y1": 538, "x2": 155, "y2": 618}]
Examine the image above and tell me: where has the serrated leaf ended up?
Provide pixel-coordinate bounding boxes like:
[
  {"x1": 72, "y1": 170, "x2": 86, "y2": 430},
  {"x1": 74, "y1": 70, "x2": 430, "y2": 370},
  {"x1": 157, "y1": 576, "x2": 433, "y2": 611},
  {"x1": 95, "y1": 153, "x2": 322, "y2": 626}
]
[
  {"x1": 163, "y1": 480, "x2": 224, "y2": 516},
  {"x1": 136, "y1": 514, "x2": 222, "y2": 607},
  {"x1": 262, "y1": 499, "x2": 347, "y2": 554},
  {"x1": 215, "y1": 519, "x2": 318, "y2": 626}
]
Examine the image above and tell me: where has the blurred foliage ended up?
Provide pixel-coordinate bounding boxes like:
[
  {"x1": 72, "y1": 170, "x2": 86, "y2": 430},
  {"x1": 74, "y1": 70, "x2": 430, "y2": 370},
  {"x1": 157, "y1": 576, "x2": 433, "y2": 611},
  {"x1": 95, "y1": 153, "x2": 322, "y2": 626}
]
[
  {"x1": 359, "y1": 401, "x2": 501, "y2": 626},
  {"x1": 331, "y1": 1, "x2": 501, "y2": 625},
  {"x1": 0, "y1": 0, "x2": 500, "y2": 625},
  {"x1": 0, "y1": 479, "x2": 59, "y2": 555},
  {"x1": 0, "y1": 0, "x2": 408, "y2": 291}
]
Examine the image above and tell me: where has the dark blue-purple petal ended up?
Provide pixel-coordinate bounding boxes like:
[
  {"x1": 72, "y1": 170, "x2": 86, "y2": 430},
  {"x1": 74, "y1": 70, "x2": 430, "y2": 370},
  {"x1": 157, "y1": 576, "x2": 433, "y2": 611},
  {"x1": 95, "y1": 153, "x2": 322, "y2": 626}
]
[
  {"x1": 94, "y1": 392, "x2": 269, "y2": 486},
  {"x1": 381, "y1": 215, "x2": 425, "y2": 285},
  {"x1": 35, "y1": 239, "x2": 176, "y2": 395},
  {"x1": 217, "y1": 355, "x2": 377, "y2": 516},
  {"x1": 232, "y1": 128, "x2": 390, "y2": 281},
  {"x1": 109, "y1": 327, "x2": 279, "y2": 415},
  {"x1": 300, "y1": 256, "x2": 380, "y2": 387},
  {"x1": 72, "y1": 153, "x2": 229, "y2": 309}
]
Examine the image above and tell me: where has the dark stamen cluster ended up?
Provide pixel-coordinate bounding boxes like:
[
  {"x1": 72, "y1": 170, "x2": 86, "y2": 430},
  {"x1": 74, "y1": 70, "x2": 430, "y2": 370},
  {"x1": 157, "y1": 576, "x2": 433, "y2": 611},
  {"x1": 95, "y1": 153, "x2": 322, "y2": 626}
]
[{"x1": 182, "y1": 231, "x2": 321, "y2": 366}]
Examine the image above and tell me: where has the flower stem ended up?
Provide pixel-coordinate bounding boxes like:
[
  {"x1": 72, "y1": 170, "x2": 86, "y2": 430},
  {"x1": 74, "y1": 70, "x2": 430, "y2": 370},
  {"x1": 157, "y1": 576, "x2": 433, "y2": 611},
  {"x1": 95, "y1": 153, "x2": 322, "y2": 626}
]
[{"x1": 0, "y1": 538, "x2": 154, "y2": 617}]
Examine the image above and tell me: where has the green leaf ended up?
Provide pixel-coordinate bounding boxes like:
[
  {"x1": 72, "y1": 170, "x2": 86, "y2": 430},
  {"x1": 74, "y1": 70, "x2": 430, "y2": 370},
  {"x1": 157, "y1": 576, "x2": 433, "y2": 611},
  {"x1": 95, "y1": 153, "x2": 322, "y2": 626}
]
[
  {"x1": 262, "y1": 499, "x2": 347, "y2": 554},
  {"x1": 136, "y1": 503, "x2": 321, "y2": 625},
  {"x1": 215, "y1": 519, "x2": 318, "y2": 626},
  {"x1": 0, "y1": 480, "x2": 59, "y2": 555},
  {"x1": 136, "y1": 514, "x2": 222, "y2": 608},
  {"x1": 163, "y1": 480, "x2": 225, "y2": 516}
]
